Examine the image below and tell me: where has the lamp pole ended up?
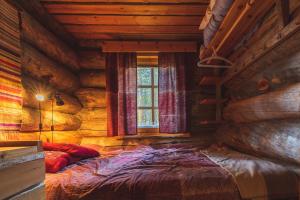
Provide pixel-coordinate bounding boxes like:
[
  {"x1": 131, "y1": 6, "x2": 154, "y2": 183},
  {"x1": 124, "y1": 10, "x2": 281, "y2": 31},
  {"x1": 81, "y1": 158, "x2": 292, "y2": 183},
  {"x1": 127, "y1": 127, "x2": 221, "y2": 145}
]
[{"x1": 38, "y1": 101, "x2": 42, "y2": 140}]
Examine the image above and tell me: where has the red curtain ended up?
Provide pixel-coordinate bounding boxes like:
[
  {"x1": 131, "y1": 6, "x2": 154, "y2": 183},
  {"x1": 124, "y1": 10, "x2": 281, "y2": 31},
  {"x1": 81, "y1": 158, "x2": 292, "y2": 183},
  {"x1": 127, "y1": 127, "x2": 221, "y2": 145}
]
[
  {"x1": 106, "y1": 53, "x2": 137, "y2": 136},
  {"x1": 158, "y1": 53, "x2": 195, "y2": 133}
]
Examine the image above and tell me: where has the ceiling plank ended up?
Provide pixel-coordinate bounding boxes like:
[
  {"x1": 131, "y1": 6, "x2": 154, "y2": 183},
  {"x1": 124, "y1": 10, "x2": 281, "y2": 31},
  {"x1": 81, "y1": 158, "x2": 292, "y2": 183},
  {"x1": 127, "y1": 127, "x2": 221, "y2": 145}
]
[
  {"x1": 40, "y1": 0, "x2": 209, "y2": 4},
  {"x1": 101, "y1": 41, "x2": 197, "y2": 52},
  {"x1": 66, "y1": 25, "x2": 200, "y2": 34},
  {"x1": 43, "y1": 4, "x2": 207, "y2": 15},
  {"x1": 53, "y1": 15, "x2": 203, "y2": 25},
  {"x1": 72, "y1": 32, "x2": 202, "y2": 40}
]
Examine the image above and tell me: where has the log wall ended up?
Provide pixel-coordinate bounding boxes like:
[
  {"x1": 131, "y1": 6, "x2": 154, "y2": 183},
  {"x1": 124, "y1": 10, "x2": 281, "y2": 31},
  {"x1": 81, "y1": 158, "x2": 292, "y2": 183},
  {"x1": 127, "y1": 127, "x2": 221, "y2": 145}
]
[
  {"x1": 75, "y1": 50, "x2": 107, "y2": 137},
  {"x1": 17, "y1": 9, "x2": 83, "y2": 142},
  {"x1": 218, "y1": 5, "x2": 300, "y2": 165}
]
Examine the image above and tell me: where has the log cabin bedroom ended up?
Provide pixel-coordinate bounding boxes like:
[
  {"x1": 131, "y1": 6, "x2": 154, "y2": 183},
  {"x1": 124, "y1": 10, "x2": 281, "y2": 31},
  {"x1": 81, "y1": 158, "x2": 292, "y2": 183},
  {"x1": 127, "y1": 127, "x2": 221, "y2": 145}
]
[{"x1": 0, "y1": 0, "x2": 300, "y2": 199}]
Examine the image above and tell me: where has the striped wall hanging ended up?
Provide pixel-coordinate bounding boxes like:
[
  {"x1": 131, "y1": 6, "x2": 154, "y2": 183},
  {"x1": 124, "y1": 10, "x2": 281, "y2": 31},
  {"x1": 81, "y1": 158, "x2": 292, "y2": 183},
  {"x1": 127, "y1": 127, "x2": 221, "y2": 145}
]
[{"x1": 0, "y1": 0, "x2": 22, "y2": 135}]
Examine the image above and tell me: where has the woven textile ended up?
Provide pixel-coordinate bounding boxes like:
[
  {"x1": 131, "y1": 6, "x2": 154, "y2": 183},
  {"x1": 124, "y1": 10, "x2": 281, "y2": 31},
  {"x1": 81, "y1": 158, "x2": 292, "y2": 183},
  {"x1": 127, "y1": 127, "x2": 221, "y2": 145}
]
[
  {"x1": 106, "y1": 53, "x2": 137, "y2": 136},
  {"x1": 0, "y1": 0, "x2": 22, "y2": 134},
  {"x1": 158, "y1": 53, "x2": 195, "y2": 133}
]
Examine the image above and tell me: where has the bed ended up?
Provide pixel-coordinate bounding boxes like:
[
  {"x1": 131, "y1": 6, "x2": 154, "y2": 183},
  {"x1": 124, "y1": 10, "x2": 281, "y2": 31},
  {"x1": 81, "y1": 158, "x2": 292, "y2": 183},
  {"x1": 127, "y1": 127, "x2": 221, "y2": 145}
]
[{"x1": 45, "y1": 143, "x2": 300, "y2": 200}]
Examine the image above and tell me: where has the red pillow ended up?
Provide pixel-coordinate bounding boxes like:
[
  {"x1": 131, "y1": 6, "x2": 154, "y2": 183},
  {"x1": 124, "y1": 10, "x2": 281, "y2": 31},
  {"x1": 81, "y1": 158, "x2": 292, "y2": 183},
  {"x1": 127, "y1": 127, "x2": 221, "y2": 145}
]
[
  {"x1": 45, "y1": 151, "x2": 71, "y2": 173},
  {"x1": 43, "y1": 142, "x2": 100, "y2": 159}
]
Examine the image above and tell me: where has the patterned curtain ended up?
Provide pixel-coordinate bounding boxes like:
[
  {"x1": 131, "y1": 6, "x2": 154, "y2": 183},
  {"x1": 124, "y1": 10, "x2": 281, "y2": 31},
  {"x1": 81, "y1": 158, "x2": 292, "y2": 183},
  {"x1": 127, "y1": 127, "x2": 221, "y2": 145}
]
[
  {"x1": 158, "y1": 53, "x2": 195, "y2": 133},
  {"x1": 106, "y1": 53, "x2": 137, "y2": 136}
]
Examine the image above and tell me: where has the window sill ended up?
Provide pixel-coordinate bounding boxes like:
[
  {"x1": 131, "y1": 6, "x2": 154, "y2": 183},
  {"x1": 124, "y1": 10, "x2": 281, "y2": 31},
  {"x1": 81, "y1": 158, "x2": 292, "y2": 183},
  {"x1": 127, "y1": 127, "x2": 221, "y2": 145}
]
[{"x1": 122, "y1": 132, "x2": 191, "y2": 139}]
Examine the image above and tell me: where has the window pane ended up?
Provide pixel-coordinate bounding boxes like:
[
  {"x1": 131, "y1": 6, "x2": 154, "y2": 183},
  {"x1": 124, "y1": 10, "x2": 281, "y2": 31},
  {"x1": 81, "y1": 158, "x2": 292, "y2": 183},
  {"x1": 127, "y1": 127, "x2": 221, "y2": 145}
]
[
  {"x1": 154, "y1": 88, "x2": 158, "y2": 107},
  {"x1": 137, "y1": 68, "x2": 152, "y2": 86},
  {"x1": 154, "y1": 109, "x2": 159, "y2": 127},
  {"x1": 137, "y1": 88, "x2": 152, "y2": 107},
  {"x1": 154, "y1": 67, "x2": 158, "y2": 86},
  {"x1": 138, "y1": 109, "x2": 152, "y2": 127}
]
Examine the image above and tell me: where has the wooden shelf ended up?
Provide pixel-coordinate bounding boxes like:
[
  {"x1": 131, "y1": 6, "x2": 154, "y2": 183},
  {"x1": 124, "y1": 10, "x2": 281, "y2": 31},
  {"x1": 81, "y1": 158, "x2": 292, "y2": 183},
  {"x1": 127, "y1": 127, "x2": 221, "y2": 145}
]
[
  {"x1": 199, "y1": 76, "x2": 220, "y2": 86},
  {"x1": 199, "y1": 98, "x2": 226, "y2": 105}
]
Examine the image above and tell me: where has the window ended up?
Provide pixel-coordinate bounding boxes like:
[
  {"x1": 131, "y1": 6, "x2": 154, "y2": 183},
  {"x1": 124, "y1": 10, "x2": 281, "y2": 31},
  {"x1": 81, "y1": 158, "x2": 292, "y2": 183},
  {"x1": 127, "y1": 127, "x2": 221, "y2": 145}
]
[{"x1": 137, "y1": 65, "x2": 159, "y2": 129}]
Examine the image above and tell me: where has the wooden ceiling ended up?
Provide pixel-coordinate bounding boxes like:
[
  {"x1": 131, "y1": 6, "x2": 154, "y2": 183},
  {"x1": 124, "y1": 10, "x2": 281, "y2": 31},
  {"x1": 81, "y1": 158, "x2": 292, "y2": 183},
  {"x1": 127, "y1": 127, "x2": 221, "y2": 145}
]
[{"x1": 39, "y1": 0, "x2": 209, "y2": 42}]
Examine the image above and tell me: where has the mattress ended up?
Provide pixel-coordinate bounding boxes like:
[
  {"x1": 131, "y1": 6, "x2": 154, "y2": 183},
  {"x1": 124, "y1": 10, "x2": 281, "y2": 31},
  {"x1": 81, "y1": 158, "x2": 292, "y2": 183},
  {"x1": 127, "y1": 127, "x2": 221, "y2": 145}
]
[{"x1": 45, "y1": 144, "x2": 300, "y2": 200}]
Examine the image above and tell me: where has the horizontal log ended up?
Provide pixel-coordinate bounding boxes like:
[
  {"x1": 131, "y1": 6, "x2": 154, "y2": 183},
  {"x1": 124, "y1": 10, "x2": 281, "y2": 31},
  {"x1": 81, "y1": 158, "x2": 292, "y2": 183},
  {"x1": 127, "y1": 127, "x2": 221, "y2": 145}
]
[
  {"x1": 218, "y1": 119, "x2": 300, "y2": 165},
  {"x1": 79, "y1": 50, "x2": 105, "y2": 69},
  {"x1": 76, "y1": 108, "x2": 107, "y2": 121},
  {"x1": 21, "y1": 43, "x2": 80, "y2": 93},
  {"x1": 80, "y1": 120, "x2": 107, "y2": 131},
  {"x1": 54, "y1": 15, "x2": 201, "y2": 25},
  {"x1": 227, "y1": 40, "x2": 300, "y2": 100},
  {"x1": 75, "y1": 88, "x2": 106, "y2": 108},
  {"x1": 224, "y1": 83, "x2": 300, "y2": 123},
  {"x1": 18, "y1": 131, "x2": 82, "y2": 144},
  {"x1": 77, "y1": 130, "x2": 107, "y2": 137},
  {"x1": 21, "y1": 107, "x2": 81, "y2": 132},
  {"x1": 77, "y1": 108, "x2": 107, "y2": 131},
  {"x1": 20, "y1": 11, "x2": 79, "y2": 71},
  {"x1": 80, "y1": 70, "x2": 106, "y2": 88},
  {"x1": 44, "y1": 4, "x2": 207, "y2": 15},
  {"x1": 22, "y1": 76, "x2": 82, "y2": 114},
  {"x1": 102, "y1": 41, "x2": 197, "y2": 52}
]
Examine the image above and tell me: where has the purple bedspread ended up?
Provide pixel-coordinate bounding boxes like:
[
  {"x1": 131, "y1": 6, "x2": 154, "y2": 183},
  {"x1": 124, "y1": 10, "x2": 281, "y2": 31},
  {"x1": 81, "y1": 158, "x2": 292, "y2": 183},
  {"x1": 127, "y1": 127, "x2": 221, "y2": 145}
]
[{"x1": 45, "y1": 145, "x2": 241, "y2": 200}]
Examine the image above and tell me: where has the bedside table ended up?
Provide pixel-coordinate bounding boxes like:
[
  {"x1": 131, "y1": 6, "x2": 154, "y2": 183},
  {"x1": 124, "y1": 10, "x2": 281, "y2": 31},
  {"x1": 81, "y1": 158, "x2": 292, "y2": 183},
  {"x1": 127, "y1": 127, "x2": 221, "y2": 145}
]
[{"x1": 0, "y1": 141, "x2": 45, "y2": 200}]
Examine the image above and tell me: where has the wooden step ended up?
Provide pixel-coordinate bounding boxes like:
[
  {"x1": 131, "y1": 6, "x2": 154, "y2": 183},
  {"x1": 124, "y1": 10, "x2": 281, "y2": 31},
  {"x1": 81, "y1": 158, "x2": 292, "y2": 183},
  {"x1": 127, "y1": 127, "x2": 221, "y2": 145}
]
[
  {"x1": 199, "y1": 76, "x2": 220, "y2": 86},
  {"x1": 199, "y1": 98, "x2": 223, "y2": 105}
]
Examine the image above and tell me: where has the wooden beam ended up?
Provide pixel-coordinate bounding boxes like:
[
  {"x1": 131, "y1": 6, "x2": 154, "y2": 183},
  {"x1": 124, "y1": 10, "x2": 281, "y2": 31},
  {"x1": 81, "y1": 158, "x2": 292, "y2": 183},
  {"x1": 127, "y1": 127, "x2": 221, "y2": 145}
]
[
  {"x1": 53, "y1": 15, "x2": 202, "y2": 25},
  {"x1": 276, "y1": 0, "x2": 290, "y2": 27},
  {"x1": 43, "y1": 4, "x2": 207, "y2": 15},
  {"x1": 200, "y1": 0, "x2": 274, "y2": 59},
  {"x1": 40, "y1": 0, "x2": 209, "y2": 4},
  {"x1": 65, "y1": 25, "x2": 200, "y2": 34},
  {"x1": 101, "y1": 41, "x2": 197, "y2": 52}
]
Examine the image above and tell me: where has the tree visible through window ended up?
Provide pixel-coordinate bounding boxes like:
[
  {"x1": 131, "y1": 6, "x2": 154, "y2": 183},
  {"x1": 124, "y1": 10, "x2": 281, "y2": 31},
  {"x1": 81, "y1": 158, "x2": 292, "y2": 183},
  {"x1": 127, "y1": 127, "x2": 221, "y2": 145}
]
[{"x1": 137, "y1": 66, "x2": 159, "y2": 128}]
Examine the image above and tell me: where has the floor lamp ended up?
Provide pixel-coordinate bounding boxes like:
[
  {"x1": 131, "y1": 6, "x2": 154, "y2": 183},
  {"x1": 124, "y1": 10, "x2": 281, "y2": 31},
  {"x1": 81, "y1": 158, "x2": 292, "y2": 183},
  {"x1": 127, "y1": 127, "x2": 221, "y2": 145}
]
[
  {"x1": 35, "y1": 93, "x2": 64, "y2": 142},
  {"x1": 35, "y1": 94, "x2": 45, "y2": 140},
  {"x1": 49, "y1": 93, "x2": 64, "y2": 143}
]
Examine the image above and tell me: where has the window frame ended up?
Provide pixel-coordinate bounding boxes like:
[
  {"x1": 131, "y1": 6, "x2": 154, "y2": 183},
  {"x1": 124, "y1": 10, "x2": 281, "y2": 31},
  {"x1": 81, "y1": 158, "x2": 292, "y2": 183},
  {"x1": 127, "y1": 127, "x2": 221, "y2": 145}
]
[{"x1": 137, "y1": 64, "x2": 159, "y2": 131}]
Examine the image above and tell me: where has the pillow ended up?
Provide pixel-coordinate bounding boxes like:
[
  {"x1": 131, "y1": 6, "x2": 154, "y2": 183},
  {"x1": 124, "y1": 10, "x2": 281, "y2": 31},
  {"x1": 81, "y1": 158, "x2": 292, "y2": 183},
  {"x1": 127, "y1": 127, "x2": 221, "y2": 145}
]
[
  {"x1": 45, "y1": 151, "x2": 71, "y2": 173},
  {"x1": 43, "y1": 142, "x2": 100, "y2": 159}
]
